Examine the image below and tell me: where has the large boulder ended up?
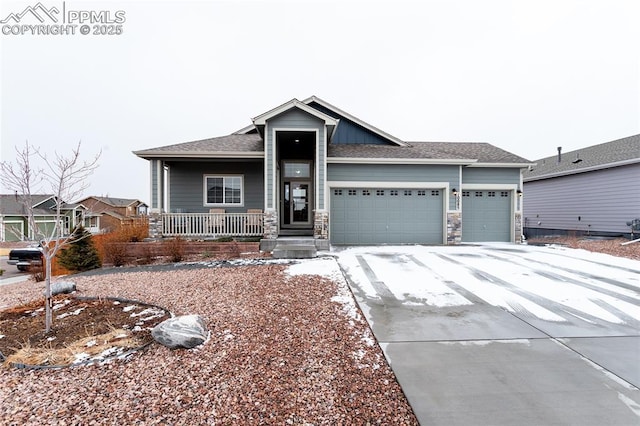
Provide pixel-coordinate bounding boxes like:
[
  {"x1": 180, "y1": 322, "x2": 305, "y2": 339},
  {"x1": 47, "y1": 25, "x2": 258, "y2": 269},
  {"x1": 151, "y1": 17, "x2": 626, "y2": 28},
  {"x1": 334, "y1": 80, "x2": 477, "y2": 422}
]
[{"x1": 151, "y1": 315, "x2": 208, "y2": 349}]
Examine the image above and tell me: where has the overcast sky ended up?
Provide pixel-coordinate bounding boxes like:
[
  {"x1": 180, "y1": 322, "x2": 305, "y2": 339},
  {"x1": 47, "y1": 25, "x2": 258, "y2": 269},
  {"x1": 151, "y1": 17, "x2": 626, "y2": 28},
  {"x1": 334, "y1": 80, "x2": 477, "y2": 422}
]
[{"x1": 1, "y1": 0, "x2": 638, "y2": 203}]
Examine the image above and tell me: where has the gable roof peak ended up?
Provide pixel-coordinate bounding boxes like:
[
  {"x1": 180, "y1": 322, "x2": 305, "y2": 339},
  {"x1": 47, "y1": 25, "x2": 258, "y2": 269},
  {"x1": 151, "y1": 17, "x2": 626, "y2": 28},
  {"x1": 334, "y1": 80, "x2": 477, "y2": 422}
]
[{"x1": 302, "y1": 95, "x2": 407, "y2": 147}]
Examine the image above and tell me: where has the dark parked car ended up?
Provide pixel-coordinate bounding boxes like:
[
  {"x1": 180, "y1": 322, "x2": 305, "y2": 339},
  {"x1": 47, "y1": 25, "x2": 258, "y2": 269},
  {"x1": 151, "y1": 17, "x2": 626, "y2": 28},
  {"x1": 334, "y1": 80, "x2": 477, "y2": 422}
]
[{"x1": 7, "y1": 246, "x2": 44, "y2": 271}]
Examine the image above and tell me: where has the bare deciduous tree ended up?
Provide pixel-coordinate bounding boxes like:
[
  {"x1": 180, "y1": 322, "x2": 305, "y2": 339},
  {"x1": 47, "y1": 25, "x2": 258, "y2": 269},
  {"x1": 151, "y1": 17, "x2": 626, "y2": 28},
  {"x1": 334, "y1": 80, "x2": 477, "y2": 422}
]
[{"x1": 0, "y1": 141, "x2": 100, "y2": 333}]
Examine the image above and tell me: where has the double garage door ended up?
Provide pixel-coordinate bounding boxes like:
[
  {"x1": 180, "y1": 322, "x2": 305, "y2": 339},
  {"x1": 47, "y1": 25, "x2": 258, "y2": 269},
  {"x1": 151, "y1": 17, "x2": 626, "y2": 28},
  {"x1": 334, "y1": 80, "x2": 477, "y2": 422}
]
[{"x1": 330, "y1": 187, "x2": 444, "y2": 245}]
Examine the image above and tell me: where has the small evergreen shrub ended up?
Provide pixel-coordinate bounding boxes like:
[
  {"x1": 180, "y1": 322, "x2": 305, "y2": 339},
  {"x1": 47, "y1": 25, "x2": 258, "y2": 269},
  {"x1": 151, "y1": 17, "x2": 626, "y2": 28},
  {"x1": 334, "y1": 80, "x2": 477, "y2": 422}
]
[{"x1": 57, "y1": 226, "x2": 102, "y2": 272}]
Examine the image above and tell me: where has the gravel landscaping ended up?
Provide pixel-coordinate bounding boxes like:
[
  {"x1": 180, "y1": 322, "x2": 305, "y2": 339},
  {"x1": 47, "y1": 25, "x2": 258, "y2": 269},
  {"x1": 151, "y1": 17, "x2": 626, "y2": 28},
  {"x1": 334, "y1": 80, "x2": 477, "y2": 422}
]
[{"x1": 0, "y1": 258, "x2": 418, "y2": 425}]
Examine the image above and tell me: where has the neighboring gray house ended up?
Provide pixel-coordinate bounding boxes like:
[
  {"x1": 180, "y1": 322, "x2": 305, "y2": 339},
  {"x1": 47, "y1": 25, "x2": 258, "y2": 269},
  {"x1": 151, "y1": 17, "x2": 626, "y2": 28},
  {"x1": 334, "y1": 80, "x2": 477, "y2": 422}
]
[
  {"x1": 134, "y1": 96, "x2": 532, "y2": 246},
  {"x1": 523, "y1": 134, "x2": 640, "y2": 238}
]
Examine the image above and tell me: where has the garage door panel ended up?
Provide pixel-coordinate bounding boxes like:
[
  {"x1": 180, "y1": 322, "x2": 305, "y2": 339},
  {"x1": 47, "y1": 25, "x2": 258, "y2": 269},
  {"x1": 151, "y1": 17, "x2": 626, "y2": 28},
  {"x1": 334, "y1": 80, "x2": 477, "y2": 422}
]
[
  {"x1": 462, "y1": 190, "x2": 511, "y2": 242},
  {"x1": 331, "y1": 187, "x2": 443, "y2": 245}
]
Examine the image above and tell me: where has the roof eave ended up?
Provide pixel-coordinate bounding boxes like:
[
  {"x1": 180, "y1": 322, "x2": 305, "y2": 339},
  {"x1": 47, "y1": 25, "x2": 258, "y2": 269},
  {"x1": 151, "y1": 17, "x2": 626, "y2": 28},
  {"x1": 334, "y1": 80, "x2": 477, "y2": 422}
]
[
  {"x1": 524, "y1": 158, "x2": 640, "y2": 182},
  {"x1": 134, "y1": 151, "x2": 265, "y2": 160},
  {"x1": 327, "y1": 157, "x2": 478, "y2": 165},
  {"x1": 467, "y1": 162, "x2": 536, "y2": 168}
]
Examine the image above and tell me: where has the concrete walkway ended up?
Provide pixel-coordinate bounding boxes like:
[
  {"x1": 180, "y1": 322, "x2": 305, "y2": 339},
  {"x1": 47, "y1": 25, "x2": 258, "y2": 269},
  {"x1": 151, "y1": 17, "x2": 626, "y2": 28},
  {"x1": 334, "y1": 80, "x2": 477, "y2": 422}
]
[{"x1": 334, "y1": 244, "x2": 640, "y2": 425}]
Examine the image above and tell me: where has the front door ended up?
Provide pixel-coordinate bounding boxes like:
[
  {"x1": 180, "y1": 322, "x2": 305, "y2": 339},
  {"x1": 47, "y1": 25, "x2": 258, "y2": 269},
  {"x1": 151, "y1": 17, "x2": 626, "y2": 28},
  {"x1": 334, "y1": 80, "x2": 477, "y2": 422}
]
[{"x1": 281, "y1": 161, "x2": 313, "y2": 228}]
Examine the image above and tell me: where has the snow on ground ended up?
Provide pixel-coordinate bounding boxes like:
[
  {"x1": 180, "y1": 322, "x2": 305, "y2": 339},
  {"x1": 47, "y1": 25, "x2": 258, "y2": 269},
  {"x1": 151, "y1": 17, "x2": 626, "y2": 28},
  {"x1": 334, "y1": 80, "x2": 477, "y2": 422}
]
[{"x1": 333, "y1": 243, "x2": 640, "y2": 324}]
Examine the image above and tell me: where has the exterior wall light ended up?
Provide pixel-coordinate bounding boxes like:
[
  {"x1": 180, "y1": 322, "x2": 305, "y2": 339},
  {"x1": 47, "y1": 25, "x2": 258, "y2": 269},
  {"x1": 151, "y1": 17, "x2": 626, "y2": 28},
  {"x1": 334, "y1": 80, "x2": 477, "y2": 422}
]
[
  {"x1": 517, "y1": 190, "x2": 523, "y2": 197},
  {"x1": 452, "y1": 188, "x2": 460, "y2": 210}
]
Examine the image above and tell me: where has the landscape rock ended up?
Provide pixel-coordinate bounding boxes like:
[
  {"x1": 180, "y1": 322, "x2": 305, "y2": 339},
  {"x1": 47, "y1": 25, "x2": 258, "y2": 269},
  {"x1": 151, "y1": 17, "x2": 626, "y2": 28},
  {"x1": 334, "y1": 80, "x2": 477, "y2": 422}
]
[
  {"x1": 45, "y1": 281, "x2": 76, "y2": 296},
  {"x1": 151, "y1": 315, "x2": 207, "y2": 349}
]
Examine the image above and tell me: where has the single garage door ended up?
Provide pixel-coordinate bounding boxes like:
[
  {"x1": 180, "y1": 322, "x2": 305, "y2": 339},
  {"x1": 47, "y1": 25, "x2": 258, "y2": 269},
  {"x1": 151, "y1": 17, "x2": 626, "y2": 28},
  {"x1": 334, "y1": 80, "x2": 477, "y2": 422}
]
[
  {"x1": 330, "y1": 188, "x2": 444, "y2": 245},
  {"x1": 462, "y1": 190, "x2": 512, "y2": 242}
]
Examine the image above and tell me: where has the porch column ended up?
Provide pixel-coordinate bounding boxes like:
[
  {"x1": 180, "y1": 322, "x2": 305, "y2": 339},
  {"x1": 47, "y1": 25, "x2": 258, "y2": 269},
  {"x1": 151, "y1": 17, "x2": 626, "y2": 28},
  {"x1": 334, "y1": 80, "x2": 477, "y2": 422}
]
[{"x1": 150, "y1": 160, "x2": 165, "y2": 214}]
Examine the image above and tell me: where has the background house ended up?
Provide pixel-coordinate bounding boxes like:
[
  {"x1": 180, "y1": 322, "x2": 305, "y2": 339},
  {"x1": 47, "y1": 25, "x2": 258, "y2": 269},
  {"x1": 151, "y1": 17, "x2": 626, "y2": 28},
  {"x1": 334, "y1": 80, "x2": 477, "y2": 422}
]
[
  {"x1": 76, "y1": 196, "x2": 148, "y2": 234},
  {"x1": 0, "y1": 194, "x2": 86, "y2": 242},
  {"x1": 135, "y1": 96, "x2": 533, "y2": 246},
  {"x1": 523, "y1": 134, "x2": 640, "y2": 238}
]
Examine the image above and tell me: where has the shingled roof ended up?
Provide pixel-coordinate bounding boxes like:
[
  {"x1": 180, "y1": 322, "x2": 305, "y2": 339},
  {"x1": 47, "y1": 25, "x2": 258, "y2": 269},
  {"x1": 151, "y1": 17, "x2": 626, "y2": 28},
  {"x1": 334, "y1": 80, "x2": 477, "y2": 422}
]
[
  {"x1": 0, "y1": 194, "x2": 57, "y2": 216},
  {"x1": 524, "y1": 134, "x2": 640, "y2": 181},
  {"x1": 328, "y1": 142, "x2": 531, "y2": 164},
  {"x1": 135, "y1": 135, "x2": 531, "y2": 165},
  {"x1": 134, "y1": 134, "x2": 264, "y2": 158}
]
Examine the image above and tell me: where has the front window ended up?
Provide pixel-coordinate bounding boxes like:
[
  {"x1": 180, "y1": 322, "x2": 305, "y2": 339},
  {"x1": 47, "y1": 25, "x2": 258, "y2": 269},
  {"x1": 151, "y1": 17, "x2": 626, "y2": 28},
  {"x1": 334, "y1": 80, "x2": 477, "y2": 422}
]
[{"x1": 204, "y1": 175, "x2": 243, "y2": 206}]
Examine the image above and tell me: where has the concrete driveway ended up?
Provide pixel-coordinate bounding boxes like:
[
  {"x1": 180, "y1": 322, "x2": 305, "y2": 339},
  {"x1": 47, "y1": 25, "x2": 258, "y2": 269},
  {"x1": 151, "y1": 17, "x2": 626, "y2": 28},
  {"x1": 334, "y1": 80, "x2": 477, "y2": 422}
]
[{"x1": 334, "y1": 243, "x2": 640, "y2": 426}]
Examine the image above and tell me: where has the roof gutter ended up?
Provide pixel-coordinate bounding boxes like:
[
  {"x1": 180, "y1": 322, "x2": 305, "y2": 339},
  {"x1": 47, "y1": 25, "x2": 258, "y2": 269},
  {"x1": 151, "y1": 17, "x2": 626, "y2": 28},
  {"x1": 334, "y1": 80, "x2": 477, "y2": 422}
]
[
  {"x1": 133, "y1": 151, "x2": 265, "y2": 160},
  {"x1": 327, "y1": 157, "x2": 478, "y2": 165}
]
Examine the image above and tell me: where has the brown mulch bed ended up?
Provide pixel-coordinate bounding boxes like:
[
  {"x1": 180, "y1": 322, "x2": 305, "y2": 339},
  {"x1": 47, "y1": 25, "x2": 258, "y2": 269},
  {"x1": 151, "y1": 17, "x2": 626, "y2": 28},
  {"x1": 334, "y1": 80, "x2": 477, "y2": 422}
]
[{"x1": 527, "y1": 237, "x2": 639, "y2": 261}]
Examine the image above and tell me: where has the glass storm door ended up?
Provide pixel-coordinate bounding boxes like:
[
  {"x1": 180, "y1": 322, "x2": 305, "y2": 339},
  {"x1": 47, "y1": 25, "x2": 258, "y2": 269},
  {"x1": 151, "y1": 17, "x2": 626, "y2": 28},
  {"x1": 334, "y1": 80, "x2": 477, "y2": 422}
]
[
  {"x1": 283, "y1": 181, "x2": 311, "y2": 225},
  {"x1": 282, "y1": 161, "x2": 313, "y2": 227}
]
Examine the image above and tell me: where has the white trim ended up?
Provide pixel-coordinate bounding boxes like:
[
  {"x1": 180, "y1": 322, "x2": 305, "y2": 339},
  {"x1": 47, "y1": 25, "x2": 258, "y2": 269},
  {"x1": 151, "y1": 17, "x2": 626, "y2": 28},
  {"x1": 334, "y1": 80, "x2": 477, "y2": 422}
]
[
  {"x1": 461, "y1": 183, "x2": 518, "y2": 190},
  {"x1": 303, "y1": 96, "x2": 408, "y2": 147},
  {"x1": 136, "y1": 151, "x2": 264, "y2": 159},
  {"x1": 234, "y1": 124, "x2": 257, "y2": 134},
  {"x1": 1, "y1": 219, "x2": 25, "y2": 242},
  {"x1": 467, "y1": 162, "x2": 535, "y2": 168},
  {"x1": 327, "y1": 157, "x2": 478, "y2": 165},
  {"x1": 165, "y1": 164, "x2": 170, "y2": 213},
  {"x1": 203, "y1": 174, "x2": 245, "y2": 207},
  {"x1": 253, "y1": 99, "x2": 339, "y2": 127},
  {"x1": 328, "y1": 181, "x2": 449, "y2": 189}
]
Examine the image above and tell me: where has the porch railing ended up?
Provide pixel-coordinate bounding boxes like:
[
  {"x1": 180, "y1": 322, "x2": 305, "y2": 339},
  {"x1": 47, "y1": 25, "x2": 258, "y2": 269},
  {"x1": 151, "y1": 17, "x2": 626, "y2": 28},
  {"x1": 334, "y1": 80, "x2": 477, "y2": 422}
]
[{"x1": 161, "y1": 213, "x2": 264, "y2": 238}]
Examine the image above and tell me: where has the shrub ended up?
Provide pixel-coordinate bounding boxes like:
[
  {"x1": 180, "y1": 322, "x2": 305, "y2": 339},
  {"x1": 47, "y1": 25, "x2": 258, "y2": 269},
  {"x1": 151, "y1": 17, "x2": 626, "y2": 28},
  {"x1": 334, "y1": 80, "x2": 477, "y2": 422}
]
[
  {"x1": 57, "y1": 226, "x2": 102, "y2": 272},
  {"x1": 164, "y1": 237, "x2": 185, "y2": 262}
]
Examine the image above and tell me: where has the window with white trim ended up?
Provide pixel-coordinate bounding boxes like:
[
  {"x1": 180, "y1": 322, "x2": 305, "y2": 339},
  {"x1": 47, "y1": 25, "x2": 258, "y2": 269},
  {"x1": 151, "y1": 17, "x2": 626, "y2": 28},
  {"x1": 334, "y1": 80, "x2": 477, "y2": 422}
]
[{"x1": 204, "y1": 175, "x2": 243, "y2": 206}]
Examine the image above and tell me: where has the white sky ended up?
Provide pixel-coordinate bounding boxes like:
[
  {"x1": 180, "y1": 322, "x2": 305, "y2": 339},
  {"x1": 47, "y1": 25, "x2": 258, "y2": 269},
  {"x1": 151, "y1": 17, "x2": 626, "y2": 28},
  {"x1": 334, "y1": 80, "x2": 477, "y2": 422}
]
[{"x1": 1, "y1": 0, "x2": 639, "y2": 203}]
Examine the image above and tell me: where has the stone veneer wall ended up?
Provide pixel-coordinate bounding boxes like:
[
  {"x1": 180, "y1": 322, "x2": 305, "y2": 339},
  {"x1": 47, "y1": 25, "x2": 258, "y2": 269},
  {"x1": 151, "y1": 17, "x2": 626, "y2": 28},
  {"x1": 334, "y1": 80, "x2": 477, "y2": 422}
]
[
  {"x1": 148, "y1": 213, "x2": 163, "y2": 239},
  {"x1": 313, "y1": 210, "x2": 329, "y2": 240},
  {"x1": 447, "y1": 212, "x2": 462, "y2": 245},
  {"x1": 515, "y1": 212, "x2": 523, "y2": 243},
  {"x1": 263, "y1": 209, "x2": 279, "y2": 240}
]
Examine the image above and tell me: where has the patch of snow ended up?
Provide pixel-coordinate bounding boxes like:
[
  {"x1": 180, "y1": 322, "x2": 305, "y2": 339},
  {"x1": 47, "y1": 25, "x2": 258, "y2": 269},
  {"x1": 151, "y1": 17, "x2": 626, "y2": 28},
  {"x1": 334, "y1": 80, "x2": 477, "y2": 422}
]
[
  {"x1": 73, "y1": 352, "x2": 90, "y2": 363},
  {"x1": 113, "y1": 301, "x2": 121, "y2": 305},
  {"x1": 0, "y1": 334, "x2": 4, "y2": 339},
  {"x1": 47, "y1": 336, "x2": 56, "y2": 342},
  {"x1": 56, "y1": 307, "x2": 85, "y2": 319},
  {"x1": 130, "y1": 307, "x2": 166, "y2": 322},
  {"x1": 86, "y1": 340, "x2": 97, "y2": 347},
  {"x1": 285, "y1": 257, "x2": 343, "y2": 281},
  {"x1": 52, "y1": 299, "x2": 72, "y2": 310},
  {"x1": 123, "y1": 305, "x2": 137, "y2": 312},
  {"x1": 618, "y1": 393, "x2": 640, "y2": 417}
]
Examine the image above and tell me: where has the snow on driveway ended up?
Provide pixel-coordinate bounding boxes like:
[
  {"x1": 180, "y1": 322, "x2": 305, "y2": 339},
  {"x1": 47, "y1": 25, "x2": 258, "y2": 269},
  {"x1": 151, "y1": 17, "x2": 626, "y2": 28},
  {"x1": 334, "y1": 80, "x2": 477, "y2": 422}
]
[{"x1": 335, "y1": 243, "x2": 640, "y2": 325}]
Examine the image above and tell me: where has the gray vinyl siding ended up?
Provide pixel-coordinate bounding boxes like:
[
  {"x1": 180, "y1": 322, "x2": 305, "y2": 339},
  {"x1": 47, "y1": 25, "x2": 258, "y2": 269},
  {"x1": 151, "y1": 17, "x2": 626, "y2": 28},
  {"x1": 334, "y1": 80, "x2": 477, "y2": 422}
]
[
  {"x1": 462, "y1": 167, "x2": 521, "y2": 184},
  {"x1": 268, "y1": 108, "x2": 326, "y2": 209},
  {"x1": 167, "y1": 161, "x2": 264, "y2": 213},
  {"x1": 523, "y1": 164, "x2": 640, "y2": 234},
  {"x1": 308, "y1": 101, "x2": 392, "y2": 145},
  {"x1": 328, "y1": 164, "x2": 459, "y2": 209}
]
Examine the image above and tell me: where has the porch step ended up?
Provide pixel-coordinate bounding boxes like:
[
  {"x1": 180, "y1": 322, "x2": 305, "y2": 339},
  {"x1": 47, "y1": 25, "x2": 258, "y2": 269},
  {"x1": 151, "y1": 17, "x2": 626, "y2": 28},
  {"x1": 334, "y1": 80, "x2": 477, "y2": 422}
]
[{"x1": 272, "y1": 244, "x2": 317, "y2": 259}]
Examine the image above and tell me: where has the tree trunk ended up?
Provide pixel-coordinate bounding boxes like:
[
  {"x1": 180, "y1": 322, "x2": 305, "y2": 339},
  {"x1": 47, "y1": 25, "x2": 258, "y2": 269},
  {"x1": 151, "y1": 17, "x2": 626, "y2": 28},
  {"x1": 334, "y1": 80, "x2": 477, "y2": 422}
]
[{"x1": 45, "y1": 251, "x2": 53, "y2": 333}]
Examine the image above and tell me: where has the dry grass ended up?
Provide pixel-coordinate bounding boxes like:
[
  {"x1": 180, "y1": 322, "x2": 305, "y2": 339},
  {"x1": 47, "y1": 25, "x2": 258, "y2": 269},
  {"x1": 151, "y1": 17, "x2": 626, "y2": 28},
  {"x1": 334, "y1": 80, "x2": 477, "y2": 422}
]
[{"x1": 4, "y1": 328, "x2": 142, "y2": 367}]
